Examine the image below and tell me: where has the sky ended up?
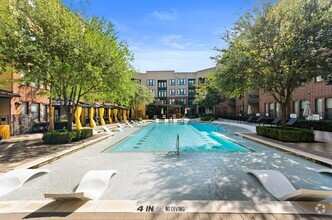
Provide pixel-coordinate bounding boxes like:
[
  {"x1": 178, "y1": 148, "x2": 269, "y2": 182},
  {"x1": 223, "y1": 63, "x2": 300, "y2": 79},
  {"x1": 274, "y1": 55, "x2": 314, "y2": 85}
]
[{"x1": 63, "y1": 0, "x2": 258, "y2": 72}]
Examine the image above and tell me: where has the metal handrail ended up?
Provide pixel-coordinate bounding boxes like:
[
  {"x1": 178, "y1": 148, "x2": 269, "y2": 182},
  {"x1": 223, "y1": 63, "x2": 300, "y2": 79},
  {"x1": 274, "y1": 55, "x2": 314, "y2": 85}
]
[{"x1": 176, "y1": 134, "x2": 180, "y2": 155}]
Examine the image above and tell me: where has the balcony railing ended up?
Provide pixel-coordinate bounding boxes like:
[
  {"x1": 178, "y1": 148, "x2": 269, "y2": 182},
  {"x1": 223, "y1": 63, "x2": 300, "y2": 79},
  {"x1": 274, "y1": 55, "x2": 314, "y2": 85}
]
[
  {"x1": 248, "y1": 94, "x2": 259, "y2": 104},
  {"x1": 228, "y1": 98, "x2": 236, "y2": 106}
]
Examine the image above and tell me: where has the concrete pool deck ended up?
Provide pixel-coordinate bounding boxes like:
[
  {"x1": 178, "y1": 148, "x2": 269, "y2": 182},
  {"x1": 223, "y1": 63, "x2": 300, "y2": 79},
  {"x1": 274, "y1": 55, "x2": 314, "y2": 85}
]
[
  {"x1": 0, "y1": 120, "x2": 332, "y2": 219},
  {"x1": 214, "y1": 119, "x2": 332, "y2": 167}
]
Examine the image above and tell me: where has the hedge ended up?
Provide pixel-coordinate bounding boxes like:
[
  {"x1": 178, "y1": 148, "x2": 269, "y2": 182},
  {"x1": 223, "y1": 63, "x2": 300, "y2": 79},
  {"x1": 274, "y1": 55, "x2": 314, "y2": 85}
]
[
  {"x1": 293, "y1": 120, "x2": 332, "y2": 132},
  {"x1": 256, "y1": 126, "x2": 314, "y2": 142},
  {"x1": 218, "y1": 114, "x2": 332, "y2": 131},
  {"x1": 128, "y1": 117, "x2": 143, "y2": 121},
  {"x1": 42, "y1": 128, "x2": 93, "y2": 144}
]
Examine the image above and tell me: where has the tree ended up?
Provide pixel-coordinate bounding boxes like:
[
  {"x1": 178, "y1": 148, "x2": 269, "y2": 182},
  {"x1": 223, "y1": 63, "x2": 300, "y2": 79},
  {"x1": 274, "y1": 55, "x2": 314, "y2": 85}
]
[
  {"x1": 0, "y1": 0, "x2": 136, "y2": 131},
  {"x1": 213, "y1": 0, "x2": 332, "y2": 128},
  {"x1": 130, "y1": 83, "x2": 154, "y2": 118},
  {"x1": 194, "y1": 74, "x2": 222, "y2": 109}
]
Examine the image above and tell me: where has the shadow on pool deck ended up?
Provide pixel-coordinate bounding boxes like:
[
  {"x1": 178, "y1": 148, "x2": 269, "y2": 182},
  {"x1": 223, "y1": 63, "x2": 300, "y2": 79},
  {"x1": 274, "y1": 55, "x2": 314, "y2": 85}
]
[{"x1": 0, "y1": 129, "x2": 111, "y2": 173}]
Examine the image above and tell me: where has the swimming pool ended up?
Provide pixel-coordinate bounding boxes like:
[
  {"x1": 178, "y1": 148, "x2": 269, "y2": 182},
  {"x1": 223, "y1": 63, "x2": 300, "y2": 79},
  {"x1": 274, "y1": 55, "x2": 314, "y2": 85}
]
[
  {"x1": 106, "y1": 122, "x2": 248, "y2": 152},
  {"x1": 1, "y1": 123, "x2": 331, "y2": 201}
]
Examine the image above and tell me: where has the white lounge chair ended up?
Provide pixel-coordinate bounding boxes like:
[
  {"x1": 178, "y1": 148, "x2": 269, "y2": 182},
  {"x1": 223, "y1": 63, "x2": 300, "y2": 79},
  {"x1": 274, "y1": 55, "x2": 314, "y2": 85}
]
[
  {"x1": 0, "y1": 169, "x2": 50, "y2": 197},
  {"x1": 44, "y1": 170, "x2": 117, "y2": 200},
  {"x1": 112, "y1": 127, "x2": 123, "y2": 132},
  {"x1": 246, "y1": 169, "x2": 332, "y2": 201},
  {"x1": 317, "y1": 169, "x2": 332, "y2": 174},
  {"x1": 125, "y1": 121, "x2": 133, "y2": 128},
  {"x1": 101, "y1": 126, "x2": 114, "y2": 135}
]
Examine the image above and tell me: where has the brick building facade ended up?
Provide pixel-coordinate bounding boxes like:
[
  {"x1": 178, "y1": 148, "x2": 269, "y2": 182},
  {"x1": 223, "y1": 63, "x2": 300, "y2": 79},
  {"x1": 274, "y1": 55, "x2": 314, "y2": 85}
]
[
  {"x1": 0, "y1": 69, "x2": 49, "y2": 134},
  {"x1": 216, "y1": 77, "x2": 332, "y2": 120}
]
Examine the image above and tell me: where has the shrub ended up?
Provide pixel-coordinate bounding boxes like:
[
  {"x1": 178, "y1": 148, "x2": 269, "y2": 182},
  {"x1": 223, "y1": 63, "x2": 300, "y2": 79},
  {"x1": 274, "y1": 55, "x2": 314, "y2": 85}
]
[
  {"x1": 256, "y1": 126, "x2": 314, "y2": 142},
  {"x1": 42, "y1": 128, "x2": 93, "y2": 144},
  {"x1": 42, "y1": 130, "x2": 77, "y2": 144},
  {"x1": 128, "y1": 117, "x2": 143, "y2": 121},
  {"x1": 293, "y1": 120, "x2": 332, "y2": 132}
]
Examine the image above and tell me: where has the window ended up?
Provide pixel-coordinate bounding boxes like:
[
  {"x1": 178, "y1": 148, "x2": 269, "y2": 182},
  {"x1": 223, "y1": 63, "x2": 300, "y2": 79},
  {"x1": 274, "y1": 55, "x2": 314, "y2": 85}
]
[
  {"x1": 292, "y1": 101, "x2": 299, "y2": 116},
  {"x1": 177, "y1": 78, "x2": 186, "y2": 85},
  {"x1": 42, "y1": 104, "x2": 48, "y2": 121},
  {"x1": 169, "y1": 99, "x2": 175, "y2": 105},
  {"x1": 177, "y1": 88, "x2": 186, "y2": 95},
  {"x1": 326, "y1": 98, "x2": 332, "y2": 120},
  {"x1": 158, "y1": 80, "x2": 167, "y2": 88},
  {"x1": 146, "y1": 79, "x2": 155, "y2": 86},
  {"x1": 150, "y1": 89, "x2": 156, "y2": 96},
  {"x1": 31, "y1": 103, "x2": 40, "y2": 122},
  {"x1": 315, "y1": 99, "x2": 323, "y2": 117},
  {"x1": 269, "y1": 103, "x2": 275, "y2": 117},
  {"x1": 169, "y1": 79, "x2": 175, "y2": 86},
  {"x1": 188, "y1": 79, "x2": 196, "y2": 87},
  {"x1": 169, "y1": 89, "x2": 175, "y2": 96},
  {"x1": 160, "y1": 99, "x2": 167, "y2": 104},
  {"x1": 22, "y1": 102, "x2": 29, "y2": 115},
  {"x1": 158, "y1": 90, "x2": 167, "y2": 98},
  {"x1": 132, "y1": 78, "x2": 141, "y2": 83},
  {"x1": 176, "y1": 99, "x2": 186, "y2": 105},
  {"x1": 188, "y1": 99, "x2": 194, "y2": 106},
  {"x1": 188, "y1": 89, "x2": 195, "y2": 96}
]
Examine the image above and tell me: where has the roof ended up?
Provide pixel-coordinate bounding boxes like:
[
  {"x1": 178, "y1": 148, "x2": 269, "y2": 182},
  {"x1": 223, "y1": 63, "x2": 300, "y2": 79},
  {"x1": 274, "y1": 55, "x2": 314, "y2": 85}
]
[{"x1": 0, "y1": 90, "x2": 20, "y2": 98}]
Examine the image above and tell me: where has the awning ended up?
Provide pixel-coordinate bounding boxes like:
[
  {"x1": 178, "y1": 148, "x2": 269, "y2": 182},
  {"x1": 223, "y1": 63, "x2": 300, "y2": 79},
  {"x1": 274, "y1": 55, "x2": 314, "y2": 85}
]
[{"x1": 0, "y1": 89, "x2": 20, "y2": 98}]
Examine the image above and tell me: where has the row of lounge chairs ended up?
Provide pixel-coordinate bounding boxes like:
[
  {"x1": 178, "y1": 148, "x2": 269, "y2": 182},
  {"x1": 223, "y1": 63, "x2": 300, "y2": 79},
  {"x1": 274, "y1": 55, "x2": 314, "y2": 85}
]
[
  {"x1": 1, "y1": 168, "x2": 331, "y2": 201},
  {"x1": 246, "y1": 116, "x2": 297, "y2": 126}
]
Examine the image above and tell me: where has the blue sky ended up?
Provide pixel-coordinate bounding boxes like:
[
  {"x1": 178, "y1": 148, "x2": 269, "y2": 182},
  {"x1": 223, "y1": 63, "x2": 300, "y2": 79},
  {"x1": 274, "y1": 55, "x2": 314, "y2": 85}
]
[{"x1": 64, "y1": 0, "x2": 257, "y2": 72}]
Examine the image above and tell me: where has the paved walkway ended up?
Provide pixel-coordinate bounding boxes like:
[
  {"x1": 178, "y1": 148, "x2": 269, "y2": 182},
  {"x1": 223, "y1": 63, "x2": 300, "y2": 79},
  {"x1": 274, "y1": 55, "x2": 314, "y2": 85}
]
[{"x1": 0, "y1": 124, "x2": 118, "y2": 172}]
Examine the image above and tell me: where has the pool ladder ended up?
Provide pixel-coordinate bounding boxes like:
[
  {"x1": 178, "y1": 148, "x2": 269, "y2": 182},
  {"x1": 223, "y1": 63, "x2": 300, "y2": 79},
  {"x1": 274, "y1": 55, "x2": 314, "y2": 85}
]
[
  {"x1": 176, "y1": 134, "x2": 180, "y2": 155},
  {"x1": 213, "y1": 124, "x2": 227, "y2": 133}
]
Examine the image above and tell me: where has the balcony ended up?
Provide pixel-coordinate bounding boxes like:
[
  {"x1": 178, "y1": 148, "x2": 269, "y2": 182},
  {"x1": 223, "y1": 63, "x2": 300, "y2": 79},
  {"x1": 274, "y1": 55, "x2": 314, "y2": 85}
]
[
  {"x1": 248, "y1": 94, "x2": 259, "y2": 104},
  {"x1": 228, "y1": 98, "x2": 236, "y2": 106}
]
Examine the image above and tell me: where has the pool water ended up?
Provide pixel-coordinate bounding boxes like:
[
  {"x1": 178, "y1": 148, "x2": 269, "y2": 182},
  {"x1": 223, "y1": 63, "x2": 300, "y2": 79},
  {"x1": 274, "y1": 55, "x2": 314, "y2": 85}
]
[{"x1": 106, "y1": 122, "x2": 248, "y2": 152}]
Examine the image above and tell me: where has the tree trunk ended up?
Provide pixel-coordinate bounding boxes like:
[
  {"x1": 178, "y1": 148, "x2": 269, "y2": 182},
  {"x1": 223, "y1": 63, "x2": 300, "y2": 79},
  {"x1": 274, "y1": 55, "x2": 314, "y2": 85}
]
[
  {"x1": 67, "y1": 113, "x2": 73, "y2": 131},
  {"x1": 48, "y1": 97, "x2": 54, "y2": 131},
  {"x1": 280, "y1": 101, "x2": 287, "y2": 129},
  {"x1": 66, "y1": 103, "x2": 74, "y2": 131}
]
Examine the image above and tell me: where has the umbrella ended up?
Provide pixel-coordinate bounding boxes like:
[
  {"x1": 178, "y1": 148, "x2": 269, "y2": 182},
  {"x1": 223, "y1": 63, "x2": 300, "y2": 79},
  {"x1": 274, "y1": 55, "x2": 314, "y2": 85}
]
[
  {"x1": 247, "y1": 105, "x2": 252, "y2": 115},
  {"x1": 184, "y1": 108, "x2": 188, "y2": 115},
  {"x1": 303, "y1": 101, "x2": 311, "y2": 118},
  {"x1": 276, "y1": 103, "x2": 280, "y2": 117},
  {"x1": 161, "y1": 108, "x2": 164, "y2": 115}
]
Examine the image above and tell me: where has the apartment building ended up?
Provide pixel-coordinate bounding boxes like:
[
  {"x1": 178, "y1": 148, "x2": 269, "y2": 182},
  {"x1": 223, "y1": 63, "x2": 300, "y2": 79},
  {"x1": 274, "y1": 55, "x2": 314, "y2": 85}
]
[
  {"x1": 216, "y1": 76, "x2": 332, "y2": 120},
  {"x1": 135, "y1": 68, "x2": 214, "y2": 118},
  {"x1": 0, "y1": 69, "x2": 49, "y2": 134}
]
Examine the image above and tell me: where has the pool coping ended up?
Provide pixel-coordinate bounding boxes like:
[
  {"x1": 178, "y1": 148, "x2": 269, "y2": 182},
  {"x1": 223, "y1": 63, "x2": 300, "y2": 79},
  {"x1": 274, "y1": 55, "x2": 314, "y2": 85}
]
[
  {"x1": 0, "y1": 200, "x2": 331, "y2": 216},
  {"x1": 234, "y1": 132, "x2": 332, "y2": 167}
]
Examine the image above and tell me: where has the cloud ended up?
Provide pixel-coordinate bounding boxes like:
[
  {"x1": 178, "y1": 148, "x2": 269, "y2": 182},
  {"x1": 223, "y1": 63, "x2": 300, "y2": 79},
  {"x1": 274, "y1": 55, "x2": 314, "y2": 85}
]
[
  {"x1": 160, "y1": 35, "x2": 205, "y2": 50},
  {"x1": 161, "y1": 35, "x2": 184, "y2": 49},
  {"x1": 132, "y1": 49, "x2": 218, "y2": 72},
  {"x1": 150, "y1": 9, "x2": 177, "y2": 21}
]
